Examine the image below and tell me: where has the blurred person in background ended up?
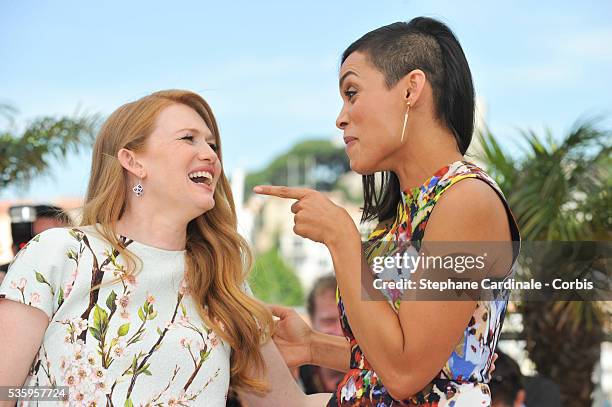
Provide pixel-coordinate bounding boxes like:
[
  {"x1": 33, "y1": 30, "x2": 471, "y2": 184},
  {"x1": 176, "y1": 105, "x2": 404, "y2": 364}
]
[
  {"x1": 489, "y1": 351, "x2": 526, "y2": 407},
  {"x1": 299, "y1": 274, "x2": 345, "y2": 394},
  {"x1": 0, "y1": 204, "x2": 71, "y2": 283}
]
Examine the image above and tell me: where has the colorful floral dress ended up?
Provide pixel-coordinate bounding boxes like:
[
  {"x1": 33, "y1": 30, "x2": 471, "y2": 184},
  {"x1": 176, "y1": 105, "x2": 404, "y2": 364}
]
[
  {"x1": 328, "y1": 161, "x2": 521, "y2": 406},
  {"x1": 0, "y1": 225, "x2": 234, "y2": 406}
]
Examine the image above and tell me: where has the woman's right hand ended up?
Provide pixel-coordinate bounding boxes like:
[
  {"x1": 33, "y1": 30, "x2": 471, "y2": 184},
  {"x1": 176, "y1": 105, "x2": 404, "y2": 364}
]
[{"x1": 269, "y1": 304, "x2": 314, "y2": 368}]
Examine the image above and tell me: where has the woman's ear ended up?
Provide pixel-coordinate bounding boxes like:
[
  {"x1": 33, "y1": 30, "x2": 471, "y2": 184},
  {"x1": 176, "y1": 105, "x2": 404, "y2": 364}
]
[
  {"x1": 400, "y1": 69, "x2": 426, "y2": 106},
  {"x1": 117, "y1": 148, "x2": 146, "y2": 179}
]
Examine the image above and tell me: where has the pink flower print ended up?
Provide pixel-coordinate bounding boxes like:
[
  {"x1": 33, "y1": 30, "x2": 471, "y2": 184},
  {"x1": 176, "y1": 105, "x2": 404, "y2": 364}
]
[
  {"x1": 72, "y1": 339, "x2": 85, "y2": 354},
  {"x1": 113, "y1": 346, "x2": 125, "y2": 358},
  {"x1": 86, "y1": 352, "x2": 97, "y2": 366},
  {"x1": 124, "y1": 272, "x2": 137, "y2": 286},
  {"x1": 29, "y1": 292, "x2": 41, "y2": 306},
  {"x1": 61, "y1": 269, "x2": 78, "y2": 299},
  {"x1": 179, "y1": 338, "x2": 192, "y2": 348},
  {"x1": 177, "y1": 314, "x2": 191, "y2": 327},
  {"x1": 95, "y1": 380, "x2": 110, "y2": 393},
  {"x1": 59, "y1": 356, "x2": 68, "y2": 370},
  {"x1": 146, "y1": 294, "x2": 156, "y2": 305},
  {"x1": 76, "y1": 365, "x2": 91, "y2": 382},
  {"x1": 10, "y1": 278, "x2": 27, "y2": 290},
  {"x1": 205, "y1": 331, "x2": 219, "y2": 349},
  {"x1": 73, "y1": 318, "x2": 88, "y2": 335},
  {"x1": 91, "y1": 367, "x2": 106, "y2": 383},
  {"x1": 101, "y1": 263, "x2": 115, "y2": 274},
  {"x1": 113, "y1": 339, "x2": 127, "y2": 358},
  {"x1": 64, "y1": 282, "x2": 73, "y2": 298},
  {"x1": 73, "y1": 349, "x2": 84, "y2": 363},
  {"x1": 166, "y1": 391, "x2": 188, "y2": 407},
  {"x1": 65, "y1": 373, "x2": 79, "y2": 387},
  {"x1": 116, "y1": 294, "x2": 130, "y2": 309},
  {"x1": 71, "y1": 390, "x2": 86, "y2": 403}
]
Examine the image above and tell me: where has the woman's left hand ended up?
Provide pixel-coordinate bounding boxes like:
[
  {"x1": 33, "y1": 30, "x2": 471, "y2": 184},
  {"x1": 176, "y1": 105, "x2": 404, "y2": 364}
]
[{"x1": 253, "y1": 185, "x2": 358, "y2": 247}]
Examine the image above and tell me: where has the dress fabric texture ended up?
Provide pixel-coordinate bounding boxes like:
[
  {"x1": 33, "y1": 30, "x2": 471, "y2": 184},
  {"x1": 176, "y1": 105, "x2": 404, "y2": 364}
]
[
  {"x1": 328, "y1": 161, "x2": 521, "y2": 407},
  {"x1": 0, "y1": 225, "x2": 234, "y2": 406}
]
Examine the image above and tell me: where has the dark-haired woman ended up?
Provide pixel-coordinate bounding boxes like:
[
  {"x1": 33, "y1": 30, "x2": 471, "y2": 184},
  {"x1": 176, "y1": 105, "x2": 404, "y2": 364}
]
[{"x1": 256, "y1": 17, "x2": 520, "y2": 406}]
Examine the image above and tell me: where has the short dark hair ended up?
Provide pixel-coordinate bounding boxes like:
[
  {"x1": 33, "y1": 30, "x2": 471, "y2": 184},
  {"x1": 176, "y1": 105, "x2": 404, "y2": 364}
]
[
  {"x1": 489, "y1": 351, "x2": 524, "y2": 405},
  {"x1": 341, "y1": 17, "x2": 475, "y2": 223},
  {"x1": 306, "y1": 274, "x2": 337, "y2": 318},
  {"x1": 34, "y1": 205, "x2": 71, "y2": 225}
]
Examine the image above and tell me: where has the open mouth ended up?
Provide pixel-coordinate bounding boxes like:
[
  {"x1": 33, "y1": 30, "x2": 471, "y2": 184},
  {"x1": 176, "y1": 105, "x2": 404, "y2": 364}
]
[{"x1": 188, "y1": 170, "x2": 214, "y2": 186}]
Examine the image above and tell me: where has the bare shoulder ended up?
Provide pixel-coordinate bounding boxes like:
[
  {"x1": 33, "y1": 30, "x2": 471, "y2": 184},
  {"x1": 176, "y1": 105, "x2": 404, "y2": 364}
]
[{"x1": 425, "y1": 178, "x2": 510, "y2": 241}]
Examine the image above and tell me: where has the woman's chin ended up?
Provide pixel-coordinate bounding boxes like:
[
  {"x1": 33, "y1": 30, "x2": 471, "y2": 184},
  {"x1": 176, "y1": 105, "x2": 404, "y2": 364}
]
[
  {"x1": 188, "y1": 197, "x2": 215, "y2": 217},
  {"x1": 349, "y1": 160, "x2": 376, "y2": 176}
]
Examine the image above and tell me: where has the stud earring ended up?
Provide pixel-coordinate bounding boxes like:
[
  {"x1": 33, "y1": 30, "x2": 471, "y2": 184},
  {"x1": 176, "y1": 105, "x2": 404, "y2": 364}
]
[
  {"x1": 133, "y1": 179, "x2": 143, "y2": 197},
  {"x1": 400, "y1": 101, "x2": 411, "y2": 143}
]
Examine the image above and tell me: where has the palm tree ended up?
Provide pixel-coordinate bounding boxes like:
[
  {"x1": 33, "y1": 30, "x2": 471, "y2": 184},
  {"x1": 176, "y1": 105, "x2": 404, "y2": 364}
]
[
  {"x1": 477, "y1": 119, "x2": 611, "y2": 407},
  {"x1": 0, "y1": 104, "x2": 99, "y2": 190}
]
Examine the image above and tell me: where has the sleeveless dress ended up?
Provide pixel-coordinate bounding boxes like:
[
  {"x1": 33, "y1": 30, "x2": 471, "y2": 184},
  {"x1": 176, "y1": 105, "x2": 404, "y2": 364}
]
[
  {"x1": 0, "y1": 225, "x2": 237, "y2": 406},
  {"x1": 328, "y1": 161, "x2": 521, "y2": 406}
]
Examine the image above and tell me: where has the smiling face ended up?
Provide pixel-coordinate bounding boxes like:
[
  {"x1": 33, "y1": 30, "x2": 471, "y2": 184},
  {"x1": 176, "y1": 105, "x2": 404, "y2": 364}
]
[
  {"x1": 128, "y1": 103, "x2": 222, "y2": 219},
  {"x1": 336, "y1": 51, "x2": 410, "y2": 175}
]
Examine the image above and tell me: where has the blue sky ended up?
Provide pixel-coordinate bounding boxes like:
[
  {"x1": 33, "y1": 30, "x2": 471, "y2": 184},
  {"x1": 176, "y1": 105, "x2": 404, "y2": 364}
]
[{"x1": 1, "y1": 0, "x2": 611, "y2": 200}]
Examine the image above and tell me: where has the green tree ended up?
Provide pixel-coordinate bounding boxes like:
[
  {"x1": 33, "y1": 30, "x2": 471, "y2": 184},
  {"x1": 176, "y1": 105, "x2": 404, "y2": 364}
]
[
  {"x1": 248, "y1": 247, "x2": 304, "y2": 306},
  {"x1": 245, "y1": 139, "x2": 350, "y2": 197},
  {"x1": 0, "y1": 104, "x2": 99, "y2": 189},
  {"x1": 478, "y1": 119, "x2": 611, "y2": 407}
]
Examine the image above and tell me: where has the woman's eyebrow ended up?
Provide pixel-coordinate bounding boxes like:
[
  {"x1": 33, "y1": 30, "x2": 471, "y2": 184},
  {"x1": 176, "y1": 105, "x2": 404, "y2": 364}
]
[
  {"x1": 174, "y1": 127, "x2": 201, "y2": 134},
  {"x1": 339, "y1": 70, "x2": 358, "y2": 88}
]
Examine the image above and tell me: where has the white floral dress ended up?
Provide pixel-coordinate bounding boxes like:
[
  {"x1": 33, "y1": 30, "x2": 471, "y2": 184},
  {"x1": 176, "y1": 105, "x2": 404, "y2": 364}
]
[{"x1": 0, "y1": 226, "x2": 233, "y2": 406}]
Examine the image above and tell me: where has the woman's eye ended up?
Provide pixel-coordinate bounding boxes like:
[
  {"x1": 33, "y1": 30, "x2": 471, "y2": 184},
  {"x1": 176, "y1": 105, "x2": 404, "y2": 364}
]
[
  {"x1": 181, "y1": 134, "x2": 194, "y2": 141},
  {"x1": 344, "y1": 90, "x2": 357, "y2": 101},
  {"x1": 208, "y1": 143, "x2": 218, "y2": 152}
]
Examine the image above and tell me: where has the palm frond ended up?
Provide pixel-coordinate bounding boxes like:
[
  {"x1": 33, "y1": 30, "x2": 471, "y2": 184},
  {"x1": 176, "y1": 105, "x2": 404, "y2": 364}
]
[{"x1": 0, "y1": 112, "x2": 100, "y2": 189}]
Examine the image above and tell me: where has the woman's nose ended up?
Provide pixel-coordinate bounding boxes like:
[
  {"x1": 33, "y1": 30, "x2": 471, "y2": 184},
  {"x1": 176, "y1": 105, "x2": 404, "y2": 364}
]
[
  {"x1": 336, "y1": 108, "x2": 349, "y2": 130},
  {"x1": 198, "y1": 144, "x2": 218, "y2": 162}
]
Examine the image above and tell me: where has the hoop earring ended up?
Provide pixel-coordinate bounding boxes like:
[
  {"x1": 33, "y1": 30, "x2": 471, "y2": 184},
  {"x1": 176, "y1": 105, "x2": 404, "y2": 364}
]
[
  {"x1": 132, "y1": 179, "x2": 144, "y2": 197},
  {"x1": 400, "y1": 101, "x2": 411, "y2": 143}
]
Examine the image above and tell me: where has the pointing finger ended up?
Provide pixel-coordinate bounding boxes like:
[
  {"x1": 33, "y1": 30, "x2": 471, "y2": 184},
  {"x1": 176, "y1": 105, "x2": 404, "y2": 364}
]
[{"x1": 253, "y1": 185, "x2": 311, "y2": 200}]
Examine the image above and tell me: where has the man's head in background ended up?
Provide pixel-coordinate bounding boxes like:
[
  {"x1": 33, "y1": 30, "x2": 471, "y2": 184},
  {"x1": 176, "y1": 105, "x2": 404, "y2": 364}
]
[
  {"x1": 0, "y1": 204, "x2": 71, "y2": 284},
  {"x1": 0, "y1": 205, "x2": 71, "y2": 283},
  {"x1": 489, "y1": 351, "x2": 526, "y2": 407},
  {"x1": 307, "y1": 274, "x2": 343, "y2": 337},
  {"x1": 300, "y1": 274, "x2": 344, "y2": 394},
  {"x1": 9, "y1": 204, "x2": 71, "y2": 255}
]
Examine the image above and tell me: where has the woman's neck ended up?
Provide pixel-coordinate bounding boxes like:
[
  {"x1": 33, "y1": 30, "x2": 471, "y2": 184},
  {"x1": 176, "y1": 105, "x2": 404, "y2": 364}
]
[
  {"x1": 394, "y1": 121, "x2": 464, "y2": 192},
  {"x1": 115, "y1": 204, "x2": 188, "y2": 251}
]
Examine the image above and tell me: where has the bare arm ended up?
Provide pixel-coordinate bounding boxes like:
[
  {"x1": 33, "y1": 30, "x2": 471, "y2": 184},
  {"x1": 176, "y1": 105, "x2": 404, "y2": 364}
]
[
  {"x1": 270, "y1": 304, "x2": 350, "y2": 373},
  {"x1": 328, "y1": 180, "x2": 512, "y2": 400},
  {"x1": 310, "y1": 331, "x2": 350, "y2": 372},
  {"x1": 0, "y1": 299, "x2": 49, "y2": 406},
  {"x1": 237, "y1": 338, "x2": 331, "y2": 407}
]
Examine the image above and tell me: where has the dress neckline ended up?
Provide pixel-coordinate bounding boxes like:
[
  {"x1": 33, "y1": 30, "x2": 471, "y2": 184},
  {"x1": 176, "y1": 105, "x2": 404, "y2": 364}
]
[
  {"x1": 400, "y1": 160, "x2": 470, "y2": 202},
  {"x1": 82, "y1": 224, "x2": 187, "y2": 256}
]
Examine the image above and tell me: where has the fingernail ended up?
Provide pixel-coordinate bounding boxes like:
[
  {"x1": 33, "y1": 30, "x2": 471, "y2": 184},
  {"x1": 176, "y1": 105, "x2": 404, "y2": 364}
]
[{"x1": 253, "y1": 186, "x2": 263, "y2": 193}]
